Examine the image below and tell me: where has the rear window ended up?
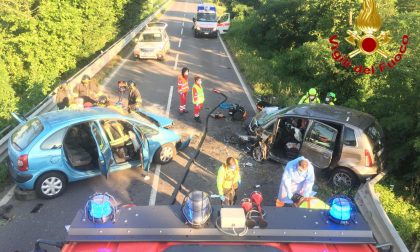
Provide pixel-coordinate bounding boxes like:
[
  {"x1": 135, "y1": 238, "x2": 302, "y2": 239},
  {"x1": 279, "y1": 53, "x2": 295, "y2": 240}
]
[
  {"x1": 11, "y1": 118, "x2": 44, "y2": 151},
  {"x1": 140, "y1": 33, "x2": 162, "y2": 42},
  {"x1": 364, "y1": 122, "x2": 384, "y2": 152},
  {"x1": 343, "y1": 127, "x2": 357, "y2": 146}
]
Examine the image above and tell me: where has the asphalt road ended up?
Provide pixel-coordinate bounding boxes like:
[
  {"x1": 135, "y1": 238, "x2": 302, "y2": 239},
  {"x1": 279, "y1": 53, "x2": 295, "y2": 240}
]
[{"x1": 0, "y1": 1, "x2": 283, "y2": 251}]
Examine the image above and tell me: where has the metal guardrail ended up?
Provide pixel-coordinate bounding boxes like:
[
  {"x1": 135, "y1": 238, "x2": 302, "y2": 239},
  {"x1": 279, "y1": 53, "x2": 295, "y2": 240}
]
[
  {"x1": 355, "y1": 173, "x2": 409, "y2": 252},
  {"x1": 0, "y1": 1, "x2": 171, "y2": 163}
]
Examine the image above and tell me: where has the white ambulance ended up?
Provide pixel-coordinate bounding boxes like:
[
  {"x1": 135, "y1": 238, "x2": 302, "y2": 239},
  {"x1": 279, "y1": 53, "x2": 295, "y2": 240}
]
[{"x1": 192, "y1": 4, "x2": 230, "y2": 38}]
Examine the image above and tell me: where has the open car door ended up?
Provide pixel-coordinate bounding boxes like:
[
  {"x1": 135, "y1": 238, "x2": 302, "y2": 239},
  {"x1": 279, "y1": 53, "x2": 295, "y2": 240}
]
[
  {"x1": 217, "y1": 13, "x2": 230, "y2": 34},
  {"x1": 90, "y1": 122, "x2": 113, "y2": 177},
  {"x1": 131, "y1": 125, "x2": 149, "y2": 169},
  {"x1": 300, "y1": 121, "x2": 338, "y2": 169}
]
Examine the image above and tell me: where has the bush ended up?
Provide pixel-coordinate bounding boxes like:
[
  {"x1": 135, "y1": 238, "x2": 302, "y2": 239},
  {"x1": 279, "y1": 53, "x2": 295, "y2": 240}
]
[
  {"x1": 0, "y1": 0, "x2": 165, "y2": 127},
  {"x1": 0, "y1": 163, "x2": 10, "y2": 191},
  {"x1": 375, "y1": 183, "x2": 420, "y2": 250},
  {"x1": 224, "y1": 0, "x2": 420, "y2": 201}
]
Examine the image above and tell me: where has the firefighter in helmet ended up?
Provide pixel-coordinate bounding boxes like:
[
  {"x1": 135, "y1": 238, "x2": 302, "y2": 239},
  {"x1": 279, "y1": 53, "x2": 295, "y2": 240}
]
[
  {"x1": 324, "y1": 92, "x2": 336, "y2": 105},
  {"x1": 298, "y1": 88, "x2": 320, "y2": 104},
  {"x1": 127, "y1": 80, "x2": 142, "y2": 112},
  {"x1": 74, "y1": 75, "x2": 98, "y2": 104}
]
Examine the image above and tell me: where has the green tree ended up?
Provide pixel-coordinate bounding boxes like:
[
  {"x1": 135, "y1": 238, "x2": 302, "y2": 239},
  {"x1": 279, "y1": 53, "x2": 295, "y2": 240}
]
[{"x1": 0, "y1": 60, "x2": 18, "y2": 124}]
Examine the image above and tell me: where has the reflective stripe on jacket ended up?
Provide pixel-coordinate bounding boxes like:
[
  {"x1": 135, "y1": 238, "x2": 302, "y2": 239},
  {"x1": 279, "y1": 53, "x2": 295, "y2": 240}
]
[
  {"x1": 192, "y1": 83, "x2": 205, "y2": 105},
  {"x1": 177, "y1": 75, "x2": 189, "y2": 93},
  {"x1": 298, "y1": 95, "x2": 320, "y2": 104}
]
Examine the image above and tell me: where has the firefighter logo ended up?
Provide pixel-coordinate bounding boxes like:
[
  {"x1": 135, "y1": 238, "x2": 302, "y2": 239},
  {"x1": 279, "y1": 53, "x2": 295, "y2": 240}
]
[
  {"x1": 345, "y1": 0, "x2": 391, "y2": 58},
  {"x1": 329, "y1": 0, "x2": 409, "y2": 74}
]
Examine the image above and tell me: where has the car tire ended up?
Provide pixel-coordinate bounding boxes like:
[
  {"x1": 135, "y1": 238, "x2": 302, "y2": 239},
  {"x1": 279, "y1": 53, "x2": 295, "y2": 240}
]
[
  {"x1": 35, "y1": 172, "x2": 67, "y2": 199},
  {"x1": 331, "y1": 168, "x2": 359, "y2": 188},
  {"x1": 154, "y1": 143, "x2": 176, "y2": 164}
]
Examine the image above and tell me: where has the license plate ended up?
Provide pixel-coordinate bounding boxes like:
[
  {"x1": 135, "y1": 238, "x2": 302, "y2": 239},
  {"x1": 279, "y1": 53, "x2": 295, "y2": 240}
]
[{"x1": 204, "y1": 32, "x2": 209, "y2": 35}]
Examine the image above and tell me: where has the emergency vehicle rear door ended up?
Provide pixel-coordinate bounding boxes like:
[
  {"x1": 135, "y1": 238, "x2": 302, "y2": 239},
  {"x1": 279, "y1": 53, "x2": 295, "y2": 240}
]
[
  {"x1": 217, "y1": 13, "x2": 230, "y2": 34},
  {"x1": 300, "y1": 120, "x2": 337, "y2": 169},
  {"x1": 90, "y1": 122, "x2": 113, "y2": 177}
]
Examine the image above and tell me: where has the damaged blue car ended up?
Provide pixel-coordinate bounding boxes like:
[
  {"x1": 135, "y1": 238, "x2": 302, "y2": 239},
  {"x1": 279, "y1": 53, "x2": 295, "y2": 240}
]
[{"x1": 8, "y1": 107, "x2": 189, "y2": 199}]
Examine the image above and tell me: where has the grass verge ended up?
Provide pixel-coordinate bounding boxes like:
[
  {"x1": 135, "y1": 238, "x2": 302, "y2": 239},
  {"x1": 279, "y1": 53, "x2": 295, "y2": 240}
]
[
  {"x1": 0, "y1": 162, "x2": 11, "y2": 192},
  {"x1": 374, "y1": 183, "x2": 420, "y2": 251}
]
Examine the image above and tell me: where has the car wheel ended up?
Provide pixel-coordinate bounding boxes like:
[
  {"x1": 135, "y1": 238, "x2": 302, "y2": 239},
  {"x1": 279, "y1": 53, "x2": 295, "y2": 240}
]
[
  {"x1": 252, "y1": 146, "x2": 263, "y2": 162},
  {"x1": 35, "y1": 172, "x2": 67, "y2": 199},
  {"x1": 155, "y1": 143, "x2": 176, "y2": 164},
  {"x1": 331, "y1": 168, "x2": 358, "y2": 188}
]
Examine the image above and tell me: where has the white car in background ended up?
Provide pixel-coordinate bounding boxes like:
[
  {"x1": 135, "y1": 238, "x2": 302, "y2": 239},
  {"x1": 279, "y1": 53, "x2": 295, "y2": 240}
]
[{"x1": 134, "y1": 22, "x2": 170, "y2": 61}]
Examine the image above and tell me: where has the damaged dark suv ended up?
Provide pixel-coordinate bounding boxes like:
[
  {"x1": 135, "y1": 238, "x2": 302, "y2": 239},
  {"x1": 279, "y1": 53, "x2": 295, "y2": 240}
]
[{"x1": 245, "y1": 104, "x2": 385, "y2": 187}]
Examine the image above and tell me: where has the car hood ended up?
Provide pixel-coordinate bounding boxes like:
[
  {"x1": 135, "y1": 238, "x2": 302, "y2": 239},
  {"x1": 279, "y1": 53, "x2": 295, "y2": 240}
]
[
  {"x1": 136, "y1": 109, "x2": 173, "y2": 128},
  {"x1": 196, "y1": 21, "x2": 217, "y2": 28}
]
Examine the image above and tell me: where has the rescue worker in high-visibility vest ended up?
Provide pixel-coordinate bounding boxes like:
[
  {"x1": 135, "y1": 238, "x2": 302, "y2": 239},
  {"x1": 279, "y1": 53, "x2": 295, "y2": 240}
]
[
  {"x1": 178, "y1": 67, "x2": 190, "y2": 113},
  {"x1": 192, "y1": 76, "x2": 205, "y2": 123},
  {"x1": 217, "y1": 157, "x2": 241, "y2": 206},
  {"x1": 276, "y1": 156, "x2": 315, "y2": 207},
  {"x1": 298, "y1": 88, "x2": 320, "y2": 104},
  {"x1": 324, "y1": 92, "x2": 336, "y2": 105}
]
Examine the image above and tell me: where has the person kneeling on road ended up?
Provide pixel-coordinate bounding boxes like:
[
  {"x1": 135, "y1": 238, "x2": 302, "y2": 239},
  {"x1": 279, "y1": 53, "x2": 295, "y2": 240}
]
[
  {"x1": 276, "y1": 156, "x2": 315, "y2": 207},
  {"x1": 217, "y1": 157, "x2": 241, "y2": 206}
]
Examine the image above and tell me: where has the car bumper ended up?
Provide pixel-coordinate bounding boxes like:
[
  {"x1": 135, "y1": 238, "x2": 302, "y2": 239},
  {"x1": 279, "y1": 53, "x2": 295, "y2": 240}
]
[
  {"x1": 352, "y1": 165, "x2": 378, "y2": 179},
  {"x1": 137, "y1": 52, "x2": 164, "y2": 60},
  {"x1": 7, "y1": 158, "x2": 35, "y2": 189},
  {"x1": 195, "y1": 29, "x2": 217, "y2": 37}
]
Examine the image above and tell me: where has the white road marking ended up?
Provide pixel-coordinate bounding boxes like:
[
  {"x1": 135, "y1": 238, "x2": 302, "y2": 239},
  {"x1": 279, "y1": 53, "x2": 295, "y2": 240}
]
[
  {"x1": 149, "y1": 86, "x2": 174, "y2": 206},
  {"x1": 103, "y1": 58, "x2": 129, "y2": 87},
  {"x1": 178, "y1": 38, "x2": 182, "y2": 48},
  {"x1": 0, "y1": 185, "x2": 16, "y2": 207},
  {"x1": 173, "y1": 53, "x2": 179, "y2": 70},
  {"x1": 218, "y1": 35, "x2": 257, "y2": 112},
  {"x1": 166, "y1": 86, "x2": 173, "y2": 116},
  {"x1": 148, "y1": 164, "x2": 161, "y2": 206},
  {"x1": 182, "y1": 22, "x2": 184, "y2": 27},
  {"x1": 184, "y1": 14, "x2": 186, "y2": 17},
  {"x1": 181, "y1": 28, "x2": 184, "y2": 36}
]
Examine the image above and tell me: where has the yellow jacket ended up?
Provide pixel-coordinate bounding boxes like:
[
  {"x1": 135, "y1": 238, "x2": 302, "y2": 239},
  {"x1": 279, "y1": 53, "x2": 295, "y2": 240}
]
[{"x1": 217, "y1": 159, "x2": 241, "y2": 195}]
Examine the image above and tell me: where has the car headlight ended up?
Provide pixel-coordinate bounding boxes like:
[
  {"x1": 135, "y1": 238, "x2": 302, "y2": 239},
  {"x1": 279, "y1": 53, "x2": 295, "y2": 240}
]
[
  {"x1": 212, "y1": 27, "x2": 217, "y2": 31},
  {"x1": 196, "y1": 26, "x2": 201, "y2": 31}
]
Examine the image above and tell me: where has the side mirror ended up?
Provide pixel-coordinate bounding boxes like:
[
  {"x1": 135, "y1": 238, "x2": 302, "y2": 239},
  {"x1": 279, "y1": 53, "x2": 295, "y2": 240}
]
[{"x1": 192, "y1": 17, "x2": 196, "y2": 22}]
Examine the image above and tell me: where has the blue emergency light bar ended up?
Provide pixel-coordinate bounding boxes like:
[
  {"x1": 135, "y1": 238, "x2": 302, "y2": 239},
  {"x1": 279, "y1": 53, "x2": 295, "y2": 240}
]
[{"x1": 197, "y1": 5, "x2": 216, "y2": 12}]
